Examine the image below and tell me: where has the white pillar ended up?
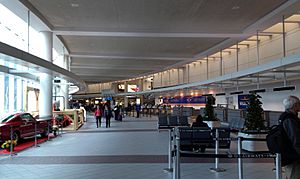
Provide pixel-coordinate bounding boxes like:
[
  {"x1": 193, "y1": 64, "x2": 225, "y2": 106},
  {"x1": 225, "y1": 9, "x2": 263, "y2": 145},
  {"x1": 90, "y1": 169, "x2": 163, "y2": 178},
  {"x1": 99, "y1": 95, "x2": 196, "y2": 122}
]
[
  {"x1": 39, "y1": 31, "x2": 53, "y2": 119},
  {"x1": 138, "y1": 79, "x2": 143, "y2": 105},
  {"x1": 62, "y1": 55, "x2": 70, "y2": 109},
  {"x1": 124, "y1": 81, "x2": 128, "y2": 107}
]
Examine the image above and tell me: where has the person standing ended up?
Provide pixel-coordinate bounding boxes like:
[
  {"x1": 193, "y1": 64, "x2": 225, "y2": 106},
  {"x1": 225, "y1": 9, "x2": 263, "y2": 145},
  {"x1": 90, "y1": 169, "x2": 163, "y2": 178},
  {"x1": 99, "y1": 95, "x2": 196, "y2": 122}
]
[
  {"x1": 280, "y1": 95, "x2": 300, "y2": 179},
  {"x1": 104, "y1": 102, "x2": 112, "y2": 128},
  {"x1": 114, "y1": 105, "x2": 120, "y2": 121},
  {"x1": 94, "y1": 105, "x2": 102, "y2": 128},
  {"x1": 136, "y1": 104, "x2": 141, "y2": 118}
]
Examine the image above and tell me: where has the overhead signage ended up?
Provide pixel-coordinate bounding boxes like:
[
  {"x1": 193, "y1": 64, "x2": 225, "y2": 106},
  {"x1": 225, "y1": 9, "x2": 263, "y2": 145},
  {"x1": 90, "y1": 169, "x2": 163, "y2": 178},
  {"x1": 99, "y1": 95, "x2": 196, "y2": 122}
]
[
  {"x1": 128, "y1": 84, "x2": 139, "y2": 92},
  {"x1": 162, "y1": 96, "x2": 206, "y2": 104}
]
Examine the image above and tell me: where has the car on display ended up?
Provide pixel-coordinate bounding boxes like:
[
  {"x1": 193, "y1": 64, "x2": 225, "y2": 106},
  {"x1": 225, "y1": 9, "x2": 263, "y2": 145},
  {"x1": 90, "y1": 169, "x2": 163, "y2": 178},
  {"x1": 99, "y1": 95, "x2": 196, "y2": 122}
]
[
  {"x1": 52, "y1": 114, "x2": 72, "y2": 136},
  {"x1": 0, "y1": 112, "x2": 52, "y2": 143}
]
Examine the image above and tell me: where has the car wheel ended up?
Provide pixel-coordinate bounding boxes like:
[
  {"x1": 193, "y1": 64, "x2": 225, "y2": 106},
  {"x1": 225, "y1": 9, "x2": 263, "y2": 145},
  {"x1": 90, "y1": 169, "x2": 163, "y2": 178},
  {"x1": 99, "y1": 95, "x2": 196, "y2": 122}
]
[{"x1": 41, "y1": 127, "x2": 49, "y2": 137}]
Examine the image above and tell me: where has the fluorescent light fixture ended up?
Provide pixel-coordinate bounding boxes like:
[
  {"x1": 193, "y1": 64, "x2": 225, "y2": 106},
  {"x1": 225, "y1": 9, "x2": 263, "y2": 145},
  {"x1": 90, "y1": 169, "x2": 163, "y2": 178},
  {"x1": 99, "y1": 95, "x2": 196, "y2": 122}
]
[
  {"x1": 273, "y1": 86, "x2": 295, "y2": 91},
  {"x1": 202, "y1": 94, "x2": 213, "y2": 96},
  {"x1": 230, "y1": 91, "x2": 243, "y2": 95},
  {"x1": 216, "y1": 92, "x2": 226, "y2": 96},
  {"x1": 249, "y1": 89, "x2": 266, "y2": 93}
]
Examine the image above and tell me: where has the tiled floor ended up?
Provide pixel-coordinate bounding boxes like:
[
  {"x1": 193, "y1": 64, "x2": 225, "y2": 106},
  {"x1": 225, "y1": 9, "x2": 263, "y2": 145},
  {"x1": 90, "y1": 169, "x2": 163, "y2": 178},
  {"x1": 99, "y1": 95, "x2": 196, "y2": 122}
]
[{"x1": 0, "y1": 114, "x2": 284, "y2": 179}]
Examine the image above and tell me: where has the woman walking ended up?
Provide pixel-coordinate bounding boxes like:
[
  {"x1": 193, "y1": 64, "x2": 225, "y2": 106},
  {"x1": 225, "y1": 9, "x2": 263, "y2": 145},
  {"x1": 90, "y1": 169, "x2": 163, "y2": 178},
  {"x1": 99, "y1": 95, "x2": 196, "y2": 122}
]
[
  {"x1": 104, "y1": 102, "x2": 112, "y2": 128},
  {"x1": 94, "y1": 105, "x2": 103, "y2": 128}
]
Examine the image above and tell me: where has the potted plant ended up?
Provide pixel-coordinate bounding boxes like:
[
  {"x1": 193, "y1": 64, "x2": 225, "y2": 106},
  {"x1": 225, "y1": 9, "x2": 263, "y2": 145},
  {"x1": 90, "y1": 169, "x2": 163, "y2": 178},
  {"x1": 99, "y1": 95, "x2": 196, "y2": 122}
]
[
  {"x1": 1, "y1": 140, "x2": 17, "y2": 152},
  {"x1": 238, "y1": 93, "x2": 268, "y2": 152},
  {"x1": 203, "y1": 95, "x2": 220, "y2": 128}
]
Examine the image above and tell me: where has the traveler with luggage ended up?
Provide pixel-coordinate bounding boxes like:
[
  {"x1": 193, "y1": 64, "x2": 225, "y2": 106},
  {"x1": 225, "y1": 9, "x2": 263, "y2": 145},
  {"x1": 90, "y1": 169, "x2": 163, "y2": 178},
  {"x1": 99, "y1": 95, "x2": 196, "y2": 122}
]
[{"x1": 280, "y1": 96, "x2": 300, "y2": 179}]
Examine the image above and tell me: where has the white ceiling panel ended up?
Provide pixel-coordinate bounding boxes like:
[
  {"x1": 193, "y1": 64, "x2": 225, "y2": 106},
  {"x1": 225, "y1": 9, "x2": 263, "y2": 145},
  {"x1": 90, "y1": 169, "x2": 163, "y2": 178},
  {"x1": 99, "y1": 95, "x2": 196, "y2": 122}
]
[{"x1": 19, "y1": 0, "x2": 299, "y2": 85}]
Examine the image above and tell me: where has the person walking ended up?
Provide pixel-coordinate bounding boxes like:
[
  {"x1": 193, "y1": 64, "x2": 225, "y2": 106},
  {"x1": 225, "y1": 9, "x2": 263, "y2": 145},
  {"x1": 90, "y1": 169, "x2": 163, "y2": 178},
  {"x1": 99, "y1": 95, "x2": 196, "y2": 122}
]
[
  {"x1": 136, "y1": 104, "x2": 141, "y2": 118},
  {"x1": 280, "y1": 95, "x2": 300, "y2": 179},
  {"x1": 114, "y1": 105, "x2": 120, "y2": 121},
  {"x1": 94, "y1": 105, "x2": 102, "y2": 128},
  {"x1": 104, "y1": 102, "x2": 112, "y2": 128}
]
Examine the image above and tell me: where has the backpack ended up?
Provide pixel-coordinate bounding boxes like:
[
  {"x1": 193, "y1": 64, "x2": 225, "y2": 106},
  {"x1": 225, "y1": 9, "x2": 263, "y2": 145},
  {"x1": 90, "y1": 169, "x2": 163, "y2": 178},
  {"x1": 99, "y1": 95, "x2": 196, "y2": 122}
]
[
  {"x1": 266, "y1": 112, "x2": 299, "y2": 166},
  {"x1": 266, "y1": 123, "x2": 286, "y2": 154}
]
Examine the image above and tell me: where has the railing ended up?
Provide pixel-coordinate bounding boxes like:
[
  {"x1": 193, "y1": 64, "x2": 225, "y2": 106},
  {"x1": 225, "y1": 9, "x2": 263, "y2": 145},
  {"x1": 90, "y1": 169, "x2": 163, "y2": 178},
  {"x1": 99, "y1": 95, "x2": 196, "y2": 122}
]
[
  {"x1": 32, "y1": 109, "x2": 85, "y2": 131},
  {"x1": 167, "y1": 127, "x2": 282, "y2": 179},
  {"x1": 53, "y1": 109, "x2": 85, "y2": 131}
]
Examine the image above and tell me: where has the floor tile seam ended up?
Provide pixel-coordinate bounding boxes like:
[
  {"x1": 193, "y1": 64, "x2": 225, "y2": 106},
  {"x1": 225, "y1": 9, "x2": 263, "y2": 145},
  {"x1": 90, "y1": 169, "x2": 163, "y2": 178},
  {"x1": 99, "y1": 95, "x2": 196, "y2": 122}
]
[
  {"x1": 0, "y1": 155, "x2": 274, "y2": 164},
  {"x1": 85, "y1": 118, "x2": 158, "y2": 124},
  {"x1": 70, "y1": 129, "x2": 158, "y2": 133}
]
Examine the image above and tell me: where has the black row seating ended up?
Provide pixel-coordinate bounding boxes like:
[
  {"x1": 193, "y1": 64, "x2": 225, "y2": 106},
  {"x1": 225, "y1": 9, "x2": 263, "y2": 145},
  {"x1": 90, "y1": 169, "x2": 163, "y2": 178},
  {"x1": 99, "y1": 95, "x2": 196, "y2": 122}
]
[
  {"x1": 158, "y1": 115, "x2": 190, "y2": 129},
  {"x1": 178, "y1": 127, "x2": 231, "y2": 153}
]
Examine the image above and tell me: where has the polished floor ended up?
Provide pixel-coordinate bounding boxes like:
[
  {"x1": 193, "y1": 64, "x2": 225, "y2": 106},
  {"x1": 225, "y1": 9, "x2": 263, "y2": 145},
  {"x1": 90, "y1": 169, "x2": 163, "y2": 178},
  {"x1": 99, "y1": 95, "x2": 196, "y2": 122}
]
[{"x1": 0, "y1": 114, "x2": 284, "y2": 179}]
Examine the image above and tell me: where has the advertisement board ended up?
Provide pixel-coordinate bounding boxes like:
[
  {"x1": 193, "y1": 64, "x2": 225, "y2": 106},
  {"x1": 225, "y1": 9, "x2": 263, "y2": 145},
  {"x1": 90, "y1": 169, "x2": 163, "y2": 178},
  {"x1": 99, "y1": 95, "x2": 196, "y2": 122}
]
[
  {"x1": 128, "y1": 85, "x2": 139, "y2": 92},
  {"x1": 238, "y1": 94, "x2": 250, "y2": 109}
]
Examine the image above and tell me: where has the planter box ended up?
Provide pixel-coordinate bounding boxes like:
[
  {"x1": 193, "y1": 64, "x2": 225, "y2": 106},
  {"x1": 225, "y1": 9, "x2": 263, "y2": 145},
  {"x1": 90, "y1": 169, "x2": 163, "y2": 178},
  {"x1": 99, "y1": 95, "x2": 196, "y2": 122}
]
[
  {"x1": 204, "y1": 121, "x2": 221, "y2": 128},
  {"x1": 238, "y1": 132, "x2": 268, "y2": 152}
]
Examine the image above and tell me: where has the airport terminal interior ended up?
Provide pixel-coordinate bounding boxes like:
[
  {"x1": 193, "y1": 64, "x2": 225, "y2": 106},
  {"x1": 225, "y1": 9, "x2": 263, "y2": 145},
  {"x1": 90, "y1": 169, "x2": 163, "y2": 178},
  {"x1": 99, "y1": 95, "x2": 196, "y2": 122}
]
[{"x1": 2, "y1": 0, "x2": 300, "y2": 178}]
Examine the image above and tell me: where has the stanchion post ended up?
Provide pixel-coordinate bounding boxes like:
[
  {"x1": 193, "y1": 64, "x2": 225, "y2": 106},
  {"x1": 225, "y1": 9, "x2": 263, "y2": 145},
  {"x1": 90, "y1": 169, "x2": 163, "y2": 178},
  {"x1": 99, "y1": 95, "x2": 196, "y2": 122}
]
[
  {"x1": 60, "y1": 120, "x2": 63, "y2": 136},
  {"x1": 173, "y1": 133, "x2": 176, "y2": 179},
  {"x1": 210, "y1": 128, "x2": 226, "y2": 172},
  {"x1": 10, "y1": 125, "x2": 13, "y2": 156},
  {"x1": 173, "y1": 129, "x2": 180, "y2": 179},
  {"x1": 215, "y1": 128, "x2": 219, "y2": 169},
  {"x1": 164, "y1": 128, "x2": 174, "y2": 172},
  {"x1": 238, "y1": 137, "x2": 243, "y2": 179},
  {"x1": 34, "y1": 121, "x2": 37, "y2": 147},
  {"x1": 47, "y1": 120, "x2": 51, "y2": 141},
  {"x1": 275, "y1": 153, "x2": 282, "y2": 179},
  {"x1": 176, "y1": 131, "x2": 180, "y2": 179},
  {"x1": 34, "y1": 121, "x2": 40, "y2": 148}
]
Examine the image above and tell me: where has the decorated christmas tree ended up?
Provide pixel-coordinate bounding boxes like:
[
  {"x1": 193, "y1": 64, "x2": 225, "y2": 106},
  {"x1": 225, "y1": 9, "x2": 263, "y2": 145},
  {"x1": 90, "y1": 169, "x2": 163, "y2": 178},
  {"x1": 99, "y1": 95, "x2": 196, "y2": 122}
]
[
  {"x1": 204, "y1": 95, "x2": 217, "y2": 121},
  {"x1": 244, "y1": 93, "x2": 265, "y2": 130}
]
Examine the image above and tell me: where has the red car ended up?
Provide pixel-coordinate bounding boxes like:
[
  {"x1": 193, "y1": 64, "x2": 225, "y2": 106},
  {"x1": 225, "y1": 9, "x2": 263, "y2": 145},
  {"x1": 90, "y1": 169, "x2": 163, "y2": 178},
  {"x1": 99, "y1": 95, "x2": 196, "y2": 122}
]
[
  {"x1": 0, "y1": 113, "x2": 52, "y2": 143},
  {"x1": 52, "y1": 114, "x2": 72, "y2": 136}
]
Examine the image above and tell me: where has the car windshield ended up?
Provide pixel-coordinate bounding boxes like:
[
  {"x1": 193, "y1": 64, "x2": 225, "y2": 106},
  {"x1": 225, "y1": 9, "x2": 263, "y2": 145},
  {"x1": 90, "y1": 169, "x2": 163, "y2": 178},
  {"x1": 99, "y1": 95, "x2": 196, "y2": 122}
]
[{"x1": 0, "y1": 114, "x2": 15, "y2": 123}]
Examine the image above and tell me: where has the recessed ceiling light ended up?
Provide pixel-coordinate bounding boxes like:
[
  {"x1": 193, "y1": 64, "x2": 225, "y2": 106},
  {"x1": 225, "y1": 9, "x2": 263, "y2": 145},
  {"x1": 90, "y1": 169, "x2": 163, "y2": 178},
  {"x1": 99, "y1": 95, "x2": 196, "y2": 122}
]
[
  {"x1": 232, "y1": 6, "x2": 240, "y2": 10},
  {"x1": 71, "y1": 3, "x2": 79, "y2": 7}
]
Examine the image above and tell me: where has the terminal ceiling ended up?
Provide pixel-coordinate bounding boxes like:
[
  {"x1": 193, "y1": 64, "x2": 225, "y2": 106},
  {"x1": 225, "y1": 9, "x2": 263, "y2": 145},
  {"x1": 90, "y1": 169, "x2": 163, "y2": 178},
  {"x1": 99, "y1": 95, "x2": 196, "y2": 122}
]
[{"x1": 20, "y1": 0, "x2": 300, "y2": 88}]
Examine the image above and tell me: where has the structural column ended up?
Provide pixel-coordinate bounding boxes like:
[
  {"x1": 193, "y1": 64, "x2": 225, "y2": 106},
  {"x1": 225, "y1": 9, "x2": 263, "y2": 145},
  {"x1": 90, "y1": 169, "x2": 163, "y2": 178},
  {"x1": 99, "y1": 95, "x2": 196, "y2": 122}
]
[
  {"x1": 138, "y1": 79, "x2": 144, "y2": 105},
  {"x1": 39, "y1": 31, "x2": 53, "y2": 119},
  {"x1": 124, "y1": 81, "x2": 128, "y2": 108},
  {"x1": 62, "y1": 55, "x2": 70, "y2": 109}
]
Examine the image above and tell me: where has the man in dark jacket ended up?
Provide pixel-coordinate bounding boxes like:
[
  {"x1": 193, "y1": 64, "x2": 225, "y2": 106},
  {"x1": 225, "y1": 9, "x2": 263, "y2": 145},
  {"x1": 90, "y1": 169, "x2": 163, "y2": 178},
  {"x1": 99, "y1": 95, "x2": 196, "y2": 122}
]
[
  {"x1": 281, "y1": 95, "x2": 300, "y2": 179},
  {"x1": 136, "y1": 104, "x2": 141, "y2": 118}
]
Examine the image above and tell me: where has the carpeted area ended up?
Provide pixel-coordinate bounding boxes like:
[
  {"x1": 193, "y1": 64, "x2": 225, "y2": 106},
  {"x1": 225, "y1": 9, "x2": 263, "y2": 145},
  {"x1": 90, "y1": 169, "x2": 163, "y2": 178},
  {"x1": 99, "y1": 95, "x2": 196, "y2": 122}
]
[{"x1": 0, "y1": 137, "x2": 52, "y2": 155}]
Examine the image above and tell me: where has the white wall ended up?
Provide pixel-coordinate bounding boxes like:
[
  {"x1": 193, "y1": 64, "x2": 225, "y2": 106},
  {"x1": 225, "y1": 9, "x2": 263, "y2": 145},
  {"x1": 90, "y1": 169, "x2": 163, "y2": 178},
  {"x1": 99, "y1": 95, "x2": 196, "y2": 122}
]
[{"x1": 215, "y1": 80, "x2": 300, "y2": 111}]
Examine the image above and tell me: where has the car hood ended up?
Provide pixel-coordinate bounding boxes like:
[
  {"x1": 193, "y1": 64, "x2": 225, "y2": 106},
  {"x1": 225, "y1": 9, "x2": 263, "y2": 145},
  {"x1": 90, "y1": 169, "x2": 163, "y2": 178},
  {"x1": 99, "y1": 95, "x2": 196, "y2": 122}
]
[
  {"x1": 0, "y1": 122, "x2": 20, "y2": 127},
  {"x1": 0, "y1": 123, "x2": 7, "y2": 127}
]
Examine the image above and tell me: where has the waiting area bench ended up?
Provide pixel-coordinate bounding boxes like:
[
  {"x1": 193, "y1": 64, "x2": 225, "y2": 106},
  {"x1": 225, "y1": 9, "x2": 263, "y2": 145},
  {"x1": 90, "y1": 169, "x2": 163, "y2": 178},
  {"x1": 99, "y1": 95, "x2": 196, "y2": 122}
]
[
  {"x1": 158, "y1": 115, "x2": 189, "y2": 129},
  {"x1": 178, "y1": 127, "x2": 231, "y2": 152}
]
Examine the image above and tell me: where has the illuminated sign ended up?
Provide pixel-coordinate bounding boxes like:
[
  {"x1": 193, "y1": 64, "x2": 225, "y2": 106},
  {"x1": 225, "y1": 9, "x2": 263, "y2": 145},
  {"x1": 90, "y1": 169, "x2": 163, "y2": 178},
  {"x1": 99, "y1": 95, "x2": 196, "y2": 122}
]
[
  {"x1": 128, "y1": 85, "x2": 139, "y2": 92},
  {"x1": 162, "y1": 96, "x2": 206, "y2": 104}
]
